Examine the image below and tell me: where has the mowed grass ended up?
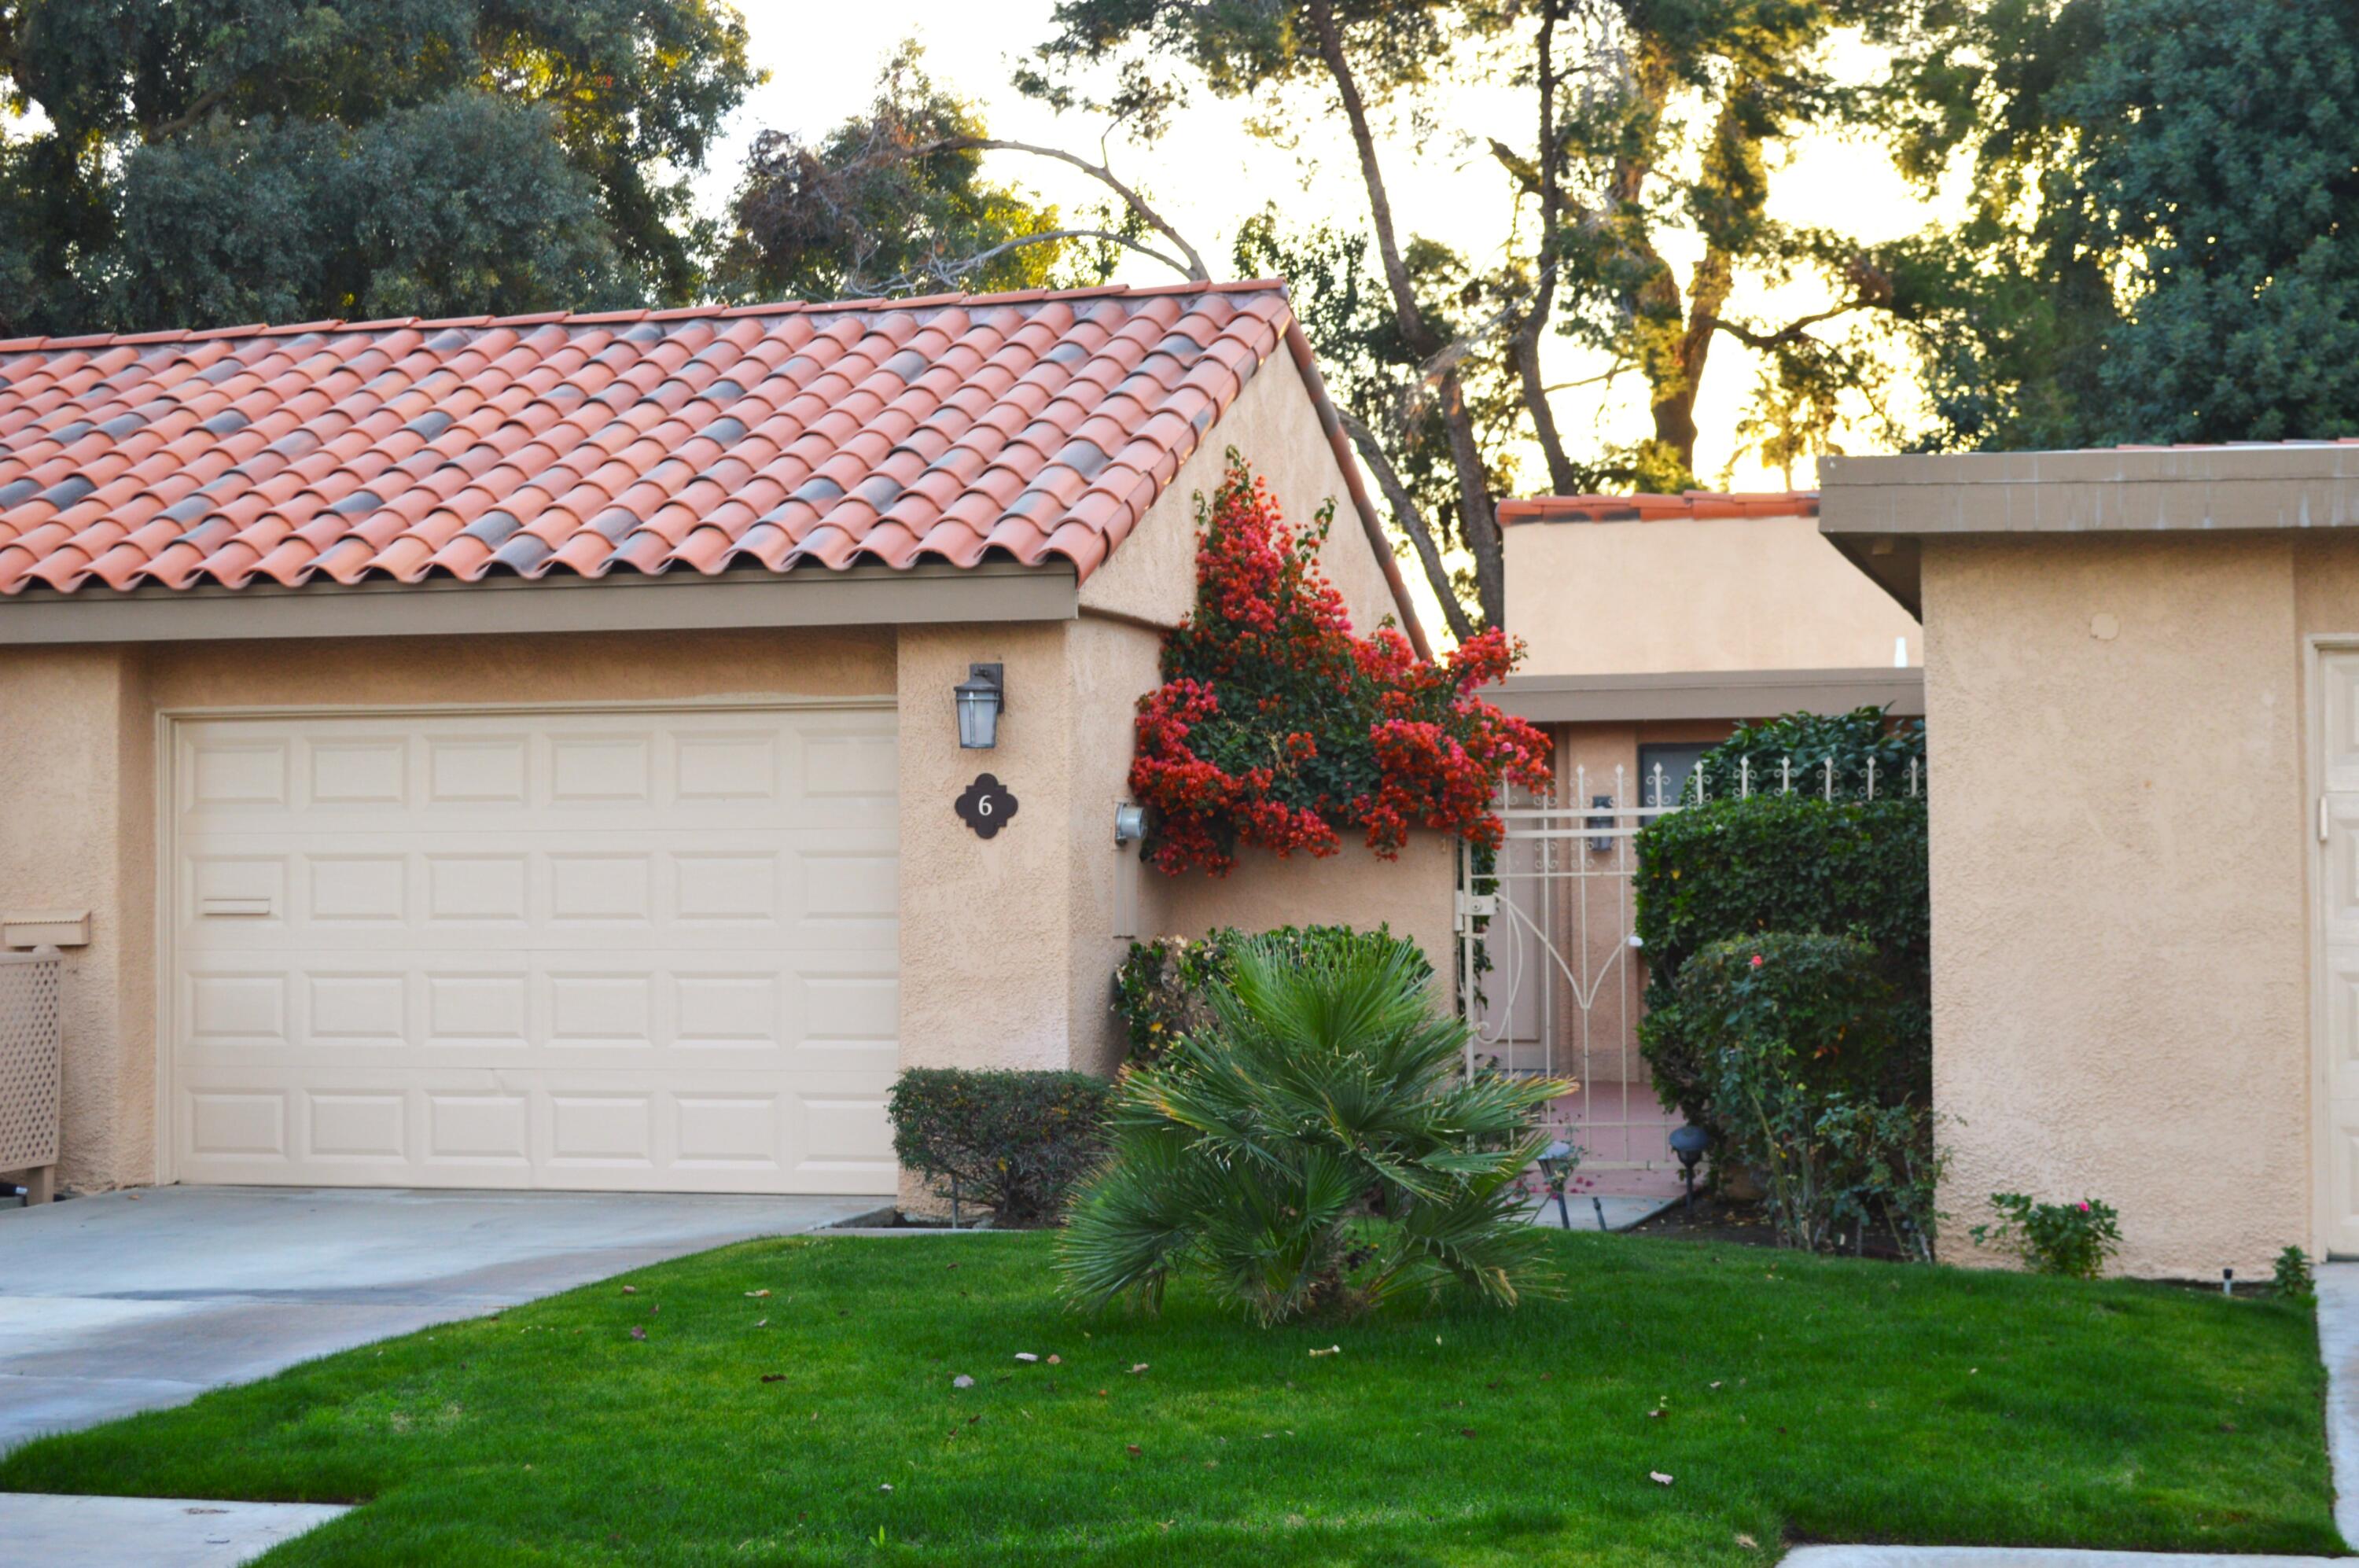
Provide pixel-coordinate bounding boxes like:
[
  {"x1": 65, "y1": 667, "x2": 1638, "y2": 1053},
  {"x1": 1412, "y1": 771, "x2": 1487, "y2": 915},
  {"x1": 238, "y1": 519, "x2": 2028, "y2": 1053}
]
[{"x1": 0, "y1": 1231, "x2": 2336, "y2": 1566}]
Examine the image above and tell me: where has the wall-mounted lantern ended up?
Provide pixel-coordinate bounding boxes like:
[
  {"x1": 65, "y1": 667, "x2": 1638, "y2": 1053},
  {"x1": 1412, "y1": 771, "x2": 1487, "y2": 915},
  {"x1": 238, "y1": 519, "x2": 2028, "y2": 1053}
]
[
  {"x1": 1587, "y1": 794, "x2": 1616, "y2": 855},
  {"x1": 954, "y1": 663, "x2": 1005, "y2": 749}
]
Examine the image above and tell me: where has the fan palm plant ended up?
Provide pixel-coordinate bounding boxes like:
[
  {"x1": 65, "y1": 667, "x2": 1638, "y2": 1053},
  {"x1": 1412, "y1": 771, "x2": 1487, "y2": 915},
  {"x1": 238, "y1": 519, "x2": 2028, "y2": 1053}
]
[{"x1": 1059, "y1": 932, "x2": 1573, "y2": 1325}]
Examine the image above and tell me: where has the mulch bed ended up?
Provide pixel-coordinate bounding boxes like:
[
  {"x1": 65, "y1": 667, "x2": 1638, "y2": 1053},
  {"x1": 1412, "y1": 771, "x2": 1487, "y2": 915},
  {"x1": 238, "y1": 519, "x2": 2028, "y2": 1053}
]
[{"x1": 1628, "y1": 1191, "x2": 1923, "y2": 1261}]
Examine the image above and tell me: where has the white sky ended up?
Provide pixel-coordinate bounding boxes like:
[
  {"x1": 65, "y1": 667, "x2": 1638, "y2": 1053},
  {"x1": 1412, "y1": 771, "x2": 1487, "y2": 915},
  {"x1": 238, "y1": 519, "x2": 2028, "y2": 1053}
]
[{"x1": 718, "y1": 2, "x2": 1954, "y2": 635}]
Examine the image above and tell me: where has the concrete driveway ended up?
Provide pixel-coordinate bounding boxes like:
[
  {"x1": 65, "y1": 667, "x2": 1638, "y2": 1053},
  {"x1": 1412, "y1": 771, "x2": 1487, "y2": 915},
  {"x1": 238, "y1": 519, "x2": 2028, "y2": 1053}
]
[{"x1": 0, "y1": 1186, "x2": 878, "y2": 1453}]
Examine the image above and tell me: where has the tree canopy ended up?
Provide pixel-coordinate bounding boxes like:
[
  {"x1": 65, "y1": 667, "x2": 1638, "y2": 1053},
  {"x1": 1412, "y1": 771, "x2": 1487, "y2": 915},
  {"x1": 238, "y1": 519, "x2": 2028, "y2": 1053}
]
[
  {"x1": 1873, "y1": 0, "x2": 2359, "y2": 449},
  {"x1": 717, "y1": 42, "x2": 1095, "y2": 303},
  {"x1": 0, "y1": 0, "x2": 756, "y2": 335},
  {"x1": 1029, "y1": 0, "x2": 1912, "y2": 633}
]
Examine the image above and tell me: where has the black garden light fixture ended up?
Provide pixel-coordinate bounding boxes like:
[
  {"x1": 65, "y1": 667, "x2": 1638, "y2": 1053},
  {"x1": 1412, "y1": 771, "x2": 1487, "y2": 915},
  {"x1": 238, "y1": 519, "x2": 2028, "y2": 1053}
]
[
  {"x1": 1537, "y1": 1139, "x2": 1576, "y2": 1229},
  {"x1": 1668, "y1": 1124, "x2": 1709, "y2": 1209},
  {"x1": 954, "y1": 663, "x2": 1006, "y2": 749}
]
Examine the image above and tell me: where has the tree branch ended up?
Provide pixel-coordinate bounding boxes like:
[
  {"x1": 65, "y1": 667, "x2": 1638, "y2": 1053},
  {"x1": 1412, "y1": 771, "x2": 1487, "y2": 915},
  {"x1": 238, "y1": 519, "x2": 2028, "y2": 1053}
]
[
  {"x1": 1706, "y1": 304, "x2": 1857, "y2": 352},
  {"x1": 1514, "y1": 2, "x2": 1581, "y2": 495},
  {"x1": 881, "y1": 228, "x2": 1200, "y2": 293},
  {"x1": 145, "y1": 86, "x2": 229, "y2": 142},
  {"x1": 1337, "y1": 407, "x2": 1478, "y2": 645},
  {"x1": 1304, "y1": 0, "x2": 1437, "y2": 360},
  {"x1": 907, "y1": 134, "x2": 1209, "y2": 281}
]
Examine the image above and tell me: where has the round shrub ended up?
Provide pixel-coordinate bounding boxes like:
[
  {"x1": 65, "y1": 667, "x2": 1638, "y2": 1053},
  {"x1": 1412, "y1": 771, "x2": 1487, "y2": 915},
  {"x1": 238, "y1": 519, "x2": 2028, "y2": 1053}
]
[
  {"x1": 885, "y1": 1069, "x2": 1113, "y2": 1228},
  {"x1": 1678, "y1": 932, "x2": 1900, "y2": 1098}
]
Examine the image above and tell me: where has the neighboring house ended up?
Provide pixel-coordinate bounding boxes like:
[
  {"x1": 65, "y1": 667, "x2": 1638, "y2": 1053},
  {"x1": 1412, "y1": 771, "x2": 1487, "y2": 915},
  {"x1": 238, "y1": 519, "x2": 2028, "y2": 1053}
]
[
  {"x1": 1477, "y1": 491, "x2": 1923, "y2": 1183},
  {"x1": 0, "y1": 280, "x2": 1441, "y2": 1202},
  {"x1": 1820, "y1": 443, "x2": 2359, "y2": 1279}
]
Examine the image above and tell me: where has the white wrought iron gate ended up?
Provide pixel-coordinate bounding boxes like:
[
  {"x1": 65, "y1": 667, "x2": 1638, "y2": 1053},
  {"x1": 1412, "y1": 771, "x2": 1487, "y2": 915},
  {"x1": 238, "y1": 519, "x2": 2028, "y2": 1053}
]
[
  {"x1": 1458, "y1": 767, "x2": 1676, "y2": 1172},
  {"x1": 1457, "y1": 756, "x2": 1923, "y2": 1173}
]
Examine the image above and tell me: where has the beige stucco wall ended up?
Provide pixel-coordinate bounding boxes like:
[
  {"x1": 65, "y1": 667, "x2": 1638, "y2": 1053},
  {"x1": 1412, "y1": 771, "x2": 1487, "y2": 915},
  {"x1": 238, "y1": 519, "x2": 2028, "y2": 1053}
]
[
  {"x1": 0, "y1": 649, "x2": 149, "y2": 1193},
  {"x1": 1156, "y1": 830, "x2": 1456, "y2": 998},
  {"x1": 1923, "y1": 532, "x2": 2317, "y2": 1279},
  {"x1": 1080, "y1": 346, "x2": 1404, "y2": 640},
  {"x1": 1505, "y1": 514, "x2": 1920, "y2": 676}
]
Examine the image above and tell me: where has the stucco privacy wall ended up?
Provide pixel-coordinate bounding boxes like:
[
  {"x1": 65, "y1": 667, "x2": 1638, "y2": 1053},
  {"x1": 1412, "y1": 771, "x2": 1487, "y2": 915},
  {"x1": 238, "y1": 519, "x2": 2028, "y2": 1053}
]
[
  {"x1": 1506, "y1": 515, "x2": 1920, "y2": 676},
  {"x1": 1922, "y1": 532, "x2": 2313, "y2": 1279}
]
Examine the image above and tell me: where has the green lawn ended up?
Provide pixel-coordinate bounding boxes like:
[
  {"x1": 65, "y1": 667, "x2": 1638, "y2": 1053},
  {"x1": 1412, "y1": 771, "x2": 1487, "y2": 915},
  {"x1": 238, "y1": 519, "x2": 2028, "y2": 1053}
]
[{"x1": 1, "y1": 1231, "x2": 2337, "y2": 1565}]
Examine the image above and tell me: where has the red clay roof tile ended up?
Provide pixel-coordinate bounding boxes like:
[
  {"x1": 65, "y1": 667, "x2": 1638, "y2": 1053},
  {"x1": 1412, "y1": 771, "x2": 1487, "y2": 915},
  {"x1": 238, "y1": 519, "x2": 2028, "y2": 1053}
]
[
  {"x1": 1496, "y1": 491, "x2": 1821, "y2": 525},
  {"x1": 0, "y1": 282, "x2": 1311, "y2": 597}
]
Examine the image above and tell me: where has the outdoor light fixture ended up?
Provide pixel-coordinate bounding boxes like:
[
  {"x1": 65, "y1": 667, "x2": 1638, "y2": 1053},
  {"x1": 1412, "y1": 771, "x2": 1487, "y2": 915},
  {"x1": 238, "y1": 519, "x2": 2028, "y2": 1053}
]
[
  {"x1": 1668, "y1": 1124, "x2": 1709, "y2": 1210},
  {"x1": 1536, "y1": 1139, "x2": 1576, "y2": 1230},
  {"x1": 1587, "y1": 793, "x2": 1615, "y2": 855},
  {"x1": 954, "y1": 663, "x2": 1005, "y2": 749},
  {"x1": 1113, "y1": 802, "x2": 1147, "y2": 844}
]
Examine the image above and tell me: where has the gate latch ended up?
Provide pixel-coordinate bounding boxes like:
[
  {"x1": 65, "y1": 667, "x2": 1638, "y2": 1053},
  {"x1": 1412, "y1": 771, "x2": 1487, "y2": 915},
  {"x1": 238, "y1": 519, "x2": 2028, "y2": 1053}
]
[{"x1": 1454, "y1": 890, "x2": 1497, "y2": 931}]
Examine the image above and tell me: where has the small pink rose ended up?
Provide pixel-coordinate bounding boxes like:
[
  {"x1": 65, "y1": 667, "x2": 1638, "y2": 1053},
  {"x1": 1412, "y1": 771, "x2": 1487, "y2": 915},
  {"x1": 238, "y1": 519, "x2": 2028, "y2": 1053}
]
[{"x1": 1750, "y1": 955, "x2": 1765, "y2": 968}]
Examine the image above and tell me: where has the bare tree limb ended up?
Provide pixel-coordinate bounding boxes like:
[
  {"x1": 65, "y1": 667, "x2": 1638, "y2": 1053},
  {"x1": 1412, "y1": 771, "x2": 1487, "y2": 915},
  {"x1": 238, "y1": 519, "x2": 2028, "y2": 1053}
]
[
  {"x1": 906, "y1": 134, "x2": 1209, "y2": 281},
  {"x1": 1303, "y1": 0, "x2": 1503, "y2": 627},
  {"x1": 1305, "y1": 0, "x2": 1437, "y2": 361},
  {"x1": 1337, "y1": 407, "x2": 1478, "y2": 645},
  {"x1": 883, "y1": 228, "x2": 1200, "y2": 293},
  {"x1": 1706, "y1": 304, "x2": 1857, "y2": 352},
  {"x1": 1514, "y1": 2, "x2": 1582, "y2": 495}
]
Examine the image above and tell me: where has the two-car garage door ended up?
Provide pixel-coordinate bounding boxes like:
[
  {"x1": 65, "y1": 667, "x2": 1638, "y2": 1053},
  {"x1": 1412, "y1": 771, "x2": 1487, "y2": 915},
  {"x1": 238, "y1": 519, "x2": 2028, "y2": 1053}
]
[{"x1": 166, "y1": 706, "x2": 900, "y2": 1195}]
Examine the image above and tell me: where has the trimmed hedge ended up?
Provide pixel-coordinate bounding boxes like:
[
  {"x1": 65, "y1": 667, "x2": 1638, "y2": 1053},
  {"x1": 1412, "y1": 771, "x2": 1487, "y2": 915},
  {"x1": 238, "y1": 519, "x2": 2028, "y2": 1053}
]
[
  {"x1": 885, "y1": 1068, "x2": 1113, "y2": 1228},
  {"x1": 1677, "y1": 931, "x2": 1900, "y2": 1099},
  {"x1": 1635, "y1": 794, "x2": 1929, "y2": 1123},
  {"x1": 1111, "y1": 924, "x2": 1431, "y2": 1064},
  {"x1": 1680, "y1": 931, "x2": 1938, "y2": 1256}
]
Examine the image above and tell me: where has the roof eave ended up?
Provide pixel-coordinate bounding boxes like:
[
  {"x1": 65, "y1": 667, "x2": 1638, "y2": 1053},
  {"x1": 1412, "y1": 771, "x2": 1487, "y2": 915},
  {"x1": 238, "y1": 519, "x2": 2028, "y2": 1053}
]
[{"x1": 0, "y1": 560, "x2": 1078, "y2": 646}]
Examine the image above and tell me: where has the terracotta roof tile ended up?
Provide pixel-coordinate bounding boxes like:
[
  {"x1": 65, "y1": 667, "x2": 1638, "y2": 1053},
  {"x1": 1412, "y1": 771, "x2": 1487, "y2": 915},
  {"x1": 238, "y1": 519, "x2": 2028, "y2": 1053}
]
[
  {"x1": 0, "y1": 282, "x2": 1312, "y2": 596},
  {"x1": 1497, "y1": 491, "x2": 1821, "y2": 526}
]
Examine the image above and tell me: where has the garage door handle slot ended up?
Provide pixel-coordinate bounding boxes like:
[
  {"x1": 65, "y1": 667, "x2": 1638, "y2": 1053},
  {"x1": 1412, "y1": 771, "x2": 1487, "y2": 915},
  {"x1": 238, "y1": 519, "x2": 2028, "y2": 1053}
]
[{"x1": 199, "y1": 897, "x2": 272, "y2": 918}]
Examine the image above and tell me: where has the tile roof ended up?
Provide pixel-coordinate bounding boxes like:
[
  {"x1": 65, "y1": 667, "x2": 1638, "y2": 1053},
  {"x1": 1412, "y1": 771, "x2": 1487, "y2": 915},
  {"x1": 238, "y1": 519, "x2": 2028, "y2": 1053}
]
[
  {"x1": 1497, "y1": 491, "x2": 1819, "y2": 526},
  {"x1": 0, "y1": 281, "x2": 1324, "y2": 602}
]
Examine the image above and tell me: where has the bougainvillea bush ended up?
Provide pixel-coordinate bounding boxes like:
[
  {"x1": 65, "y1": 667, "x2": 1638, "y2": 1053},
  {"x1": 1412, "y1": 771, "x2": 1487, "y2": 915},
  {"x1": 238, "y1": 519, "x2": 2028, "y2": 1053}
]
[{"x1": 1131, "y1": 455, "x2": 1551, "y2": 875}]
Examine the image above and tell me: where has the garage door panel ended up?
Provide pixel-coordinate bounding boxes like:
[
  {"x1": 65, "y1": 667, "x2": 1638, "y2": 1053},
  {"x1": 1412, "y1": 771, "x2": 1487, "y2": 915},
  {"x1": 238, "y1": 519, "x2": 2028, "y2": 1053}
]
[
  {"x1": 178, "y1": 840, "x2": 898, "y2": 947},
  {"x1": 171, "y1": 707, "x2": 899, "y2": 1194}
]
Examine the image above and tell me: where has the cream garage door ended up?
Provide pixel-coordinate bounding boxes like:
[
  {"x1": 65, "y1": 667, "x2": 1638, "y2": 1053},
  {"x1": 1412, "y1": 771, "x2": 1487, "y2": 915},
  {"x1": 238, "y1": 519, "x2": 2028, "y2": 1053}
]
[{"x1": 167, "y1": 707, "x2": 899, "y2": 1194}]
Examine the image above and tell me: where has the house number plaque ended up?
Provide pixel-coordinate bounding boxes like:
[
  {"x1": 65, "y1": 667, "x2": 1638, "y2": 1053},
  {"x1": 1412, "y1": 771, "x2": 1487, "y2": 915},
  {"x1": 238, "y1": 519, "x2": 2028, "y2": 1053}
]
[{"x1": 955, "y1": 773, "x2": 1019, "y2": 839}]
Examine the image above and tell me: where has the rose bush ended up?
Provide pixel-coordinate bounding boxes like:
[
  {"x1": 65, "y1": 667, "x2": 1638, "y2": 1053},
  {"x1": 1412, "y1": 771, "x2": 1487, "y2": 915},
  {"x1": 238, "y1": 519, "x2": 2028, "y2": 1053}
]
[{"x1": 1131, "y1": 455, "x2": 1551, "y2": 875}]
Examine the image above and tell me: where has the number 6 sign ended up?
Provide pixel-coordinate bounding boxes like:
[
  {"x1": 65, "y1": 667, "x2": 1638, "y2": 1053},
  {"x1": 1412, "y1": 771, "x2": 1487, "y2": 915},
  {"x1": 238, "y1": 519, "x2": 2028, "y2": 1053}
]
[{"x1": 954, "y1": 773, "x2": 1019, "y2": 839}]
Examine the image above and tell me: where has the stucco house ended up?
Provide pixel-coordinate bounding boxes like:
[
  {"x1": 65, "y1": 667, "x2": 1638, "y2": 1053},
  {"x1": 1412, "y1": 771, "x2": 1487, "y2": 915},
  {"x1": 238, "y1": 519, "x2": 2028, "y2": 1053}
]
[
  {"x1": 1473, "y1": 490, "x2": 1923, "y2": 1185},
  {"x1": 0, "y1": 279, "x2": 1443, "y2": 1202},
  {"x1": 1820, "y1": 443, "x2": 2359, "y2": 1278}
]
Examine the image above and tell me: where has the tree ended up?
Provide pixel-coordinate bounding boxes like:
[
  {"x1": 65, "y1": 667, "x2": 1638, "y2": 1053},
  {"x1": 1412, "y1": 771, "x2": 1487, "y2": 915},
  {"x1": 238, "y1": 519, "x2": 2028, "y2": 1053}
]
[
  {"x1": 719, "y1": 42, "x2": 1082, "y2": 300},
  {"x1": 1030, "y1": 0, "x2": 1908, "y2": 632},
  {"x1": 0, "y1": 0, "x2": 756, "y2": 335},
  {"x1": 1870, "y1": 0, "x2": 2359, "y2": 449}
]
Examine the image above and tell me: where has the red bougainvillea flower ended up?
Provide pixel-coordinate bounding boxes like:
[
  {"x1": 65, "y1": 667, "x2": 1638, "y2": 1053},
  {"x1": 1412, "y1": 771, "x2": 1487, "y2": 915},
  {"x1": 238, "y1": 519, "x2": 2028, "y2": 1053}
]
[{"x1": 1128, "y1": 452, "x2": 1553, "y2": 875}]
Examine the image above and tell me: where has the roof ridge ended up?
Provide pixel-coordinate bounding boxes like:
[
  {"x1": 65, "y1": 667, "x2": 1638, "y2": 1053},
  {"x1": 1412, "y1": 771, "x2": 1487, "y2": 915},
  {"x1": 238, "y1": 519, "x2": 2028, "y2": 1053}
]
[{"x1": 0, "y1": 278, "x2": 1297, "y2": 356}]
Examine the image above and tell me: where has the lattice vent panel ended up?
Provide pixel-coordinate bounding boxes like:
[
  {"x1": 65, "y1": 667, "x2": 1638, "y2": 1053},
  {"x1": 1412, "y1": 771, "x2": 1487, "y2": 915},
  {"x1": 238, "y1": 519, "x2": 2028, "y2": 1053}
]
[{"x1": 0, "y1": 953, "x2": 60, "y2": 1170}]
